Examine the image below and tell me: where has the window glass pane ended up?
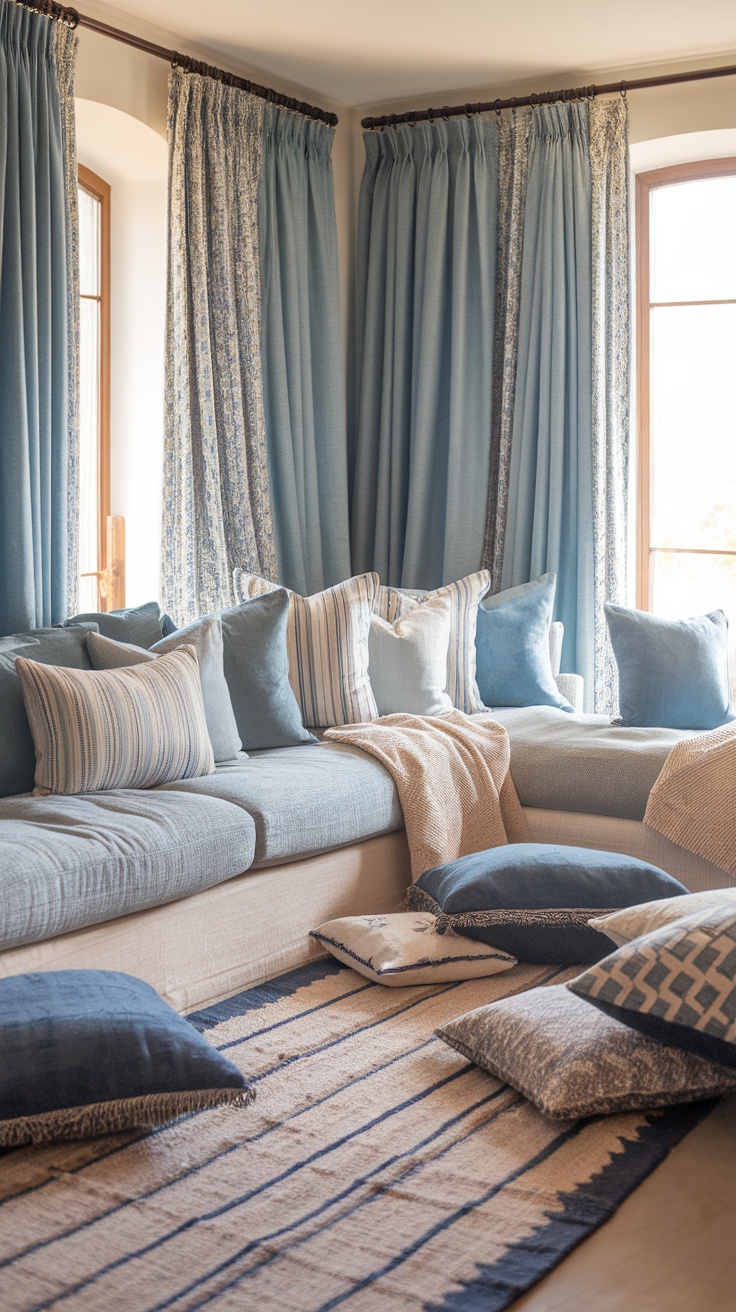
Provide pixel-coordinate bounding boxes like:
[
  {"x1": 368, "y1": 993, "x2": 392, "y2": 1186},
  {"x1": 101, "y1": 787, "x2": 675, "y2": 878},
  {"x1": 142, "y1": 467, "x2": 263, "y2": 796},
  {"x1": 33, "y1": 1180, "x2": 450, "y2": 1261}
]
[
  {"x1": 651, "y1": 551, "x2": 736, "y2": 701},
  {"x1": 650, "y1": 303, "x2": 736, "y2": 551},
  {"x1": 78, "y1": 296, "x2": 100, "y2": 611},
  {"x1": 78, "y1": 186, "x2": 100, "y2": 298},
  {"x1": 651, "y1": 176, "x2": 736, "y2": 303}
]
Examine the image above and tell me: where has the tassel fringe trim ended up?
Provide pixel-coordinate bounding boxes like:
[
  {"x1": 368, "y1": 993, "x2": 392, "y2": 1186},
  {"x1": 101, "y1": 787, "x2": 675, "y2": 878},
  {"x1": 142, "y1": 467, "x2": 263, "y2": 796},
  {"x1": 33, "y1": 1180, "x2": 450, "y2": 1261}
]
[
  {"x1": 0, "y1": 1085, "x2": 256, "y2": 1147},
  {"x1": 405, "y1": 886, "x2": 619, "y2": 935}
]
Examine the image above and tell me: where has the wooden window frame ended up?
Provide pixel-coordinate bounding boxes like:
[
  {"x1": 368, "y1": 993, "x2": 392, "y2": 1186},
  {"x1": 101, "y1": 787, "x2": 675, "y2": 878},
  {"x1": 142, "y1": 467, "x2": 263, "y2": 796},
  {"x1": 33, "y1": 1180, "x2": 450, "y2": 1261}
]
[
  {"x1": 636, "y1": 156, "x2": 736, "y2": 610},
  {"x1": 77, "y1": 164, "x2": 111, "y2": 608}
]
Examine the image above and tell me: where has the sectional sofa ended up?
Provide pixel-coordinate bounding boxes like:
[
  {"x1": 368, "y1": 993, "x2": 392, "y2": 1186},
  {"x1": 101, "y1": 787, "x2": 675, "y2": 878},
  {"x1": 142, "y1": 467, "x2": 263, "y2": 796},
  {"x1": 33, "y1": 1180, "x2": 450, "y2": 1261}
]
[{"x1": 1, "y1": 618, "x2": 733, "y2": 1014}]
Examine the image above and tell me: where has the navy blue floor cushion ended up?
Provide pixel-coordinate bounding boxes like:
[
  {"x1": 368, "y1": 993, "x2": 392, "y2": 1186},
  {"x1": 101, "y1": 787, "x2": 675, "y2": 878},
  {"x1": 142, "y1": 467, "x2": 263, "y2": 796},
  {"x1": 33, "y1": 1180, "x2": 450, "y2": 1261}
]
[
  {"x1": 0, "y1": 970, "x2": 254, "y2": 1147},
  {"x1": 407, "y1": 844, "x2": 688, "y2": 963}
]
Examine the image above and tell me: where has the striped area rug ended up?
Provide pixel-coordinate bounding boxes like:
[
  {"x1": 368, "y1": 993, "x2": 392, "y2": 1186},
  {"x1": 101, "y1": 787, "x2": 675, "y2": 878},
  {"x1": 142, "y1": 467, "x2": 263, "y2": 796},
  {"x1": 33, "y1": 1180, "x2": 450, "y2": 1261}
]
[{"x1": 0, "y1": 959, "x2": 714, "y2": 1311}]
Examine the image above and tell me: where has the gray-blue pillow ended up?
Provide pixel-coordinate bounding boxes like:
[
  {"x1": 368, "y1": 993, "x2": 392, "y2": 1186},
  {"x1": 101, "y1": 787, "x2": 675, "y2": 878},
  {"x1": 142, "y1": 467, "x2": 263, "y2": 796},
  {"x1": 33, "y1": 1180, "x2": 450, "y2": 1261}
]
[
  {"x1": 407, "y1": 843, "x2": 688, "y2": 964},
  {"x1": 64, "y1": 600, "x2": 164, "y2": 649},
  {"x1": 475, "y1": 574, "x2": 572, "y2": 711},
  {"x1": 219, "y1": 590, "x2": 316, "y2": 750},
  {"x1": 0, "y1": 970, "x2": 253, "y2": 1146},
  {"x1": 605, "y1": 603, "x2": 734, "y2": 729},
  {"x1": 0, "y1": 623, "x2": 97, "y2": 798}
]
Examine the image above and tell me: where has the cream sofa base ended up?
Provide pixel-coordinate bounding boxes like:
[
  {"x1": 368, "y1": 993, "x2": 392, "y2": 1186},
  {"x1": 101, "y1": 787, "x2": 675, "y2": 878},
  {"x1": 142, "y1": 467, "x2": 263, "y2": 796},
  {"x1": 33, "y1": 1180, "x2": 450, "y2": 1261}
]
[
  {"x1": 0, "y1": 831, "x2": 411, "y2": 1013},
  {"x1": 1, "y1": 807, "x2": 732, "y2": 1013}
]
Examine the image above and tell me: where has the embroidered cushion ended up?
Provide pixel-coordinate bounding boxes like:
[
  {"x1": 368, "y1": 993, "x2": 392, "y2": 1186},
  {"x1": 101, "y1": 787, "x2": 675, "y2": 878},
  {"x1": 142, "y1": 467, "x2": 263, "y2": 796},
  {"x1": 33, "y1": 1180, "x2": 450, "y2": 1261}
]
[
  {"x1": 375, "y1": 570, "x2": 491, "y2": 713},
  {"x1": 64, "y1": 600, "x2": 165, "y2": 649},
  {"x1": 16, "y1": 646, "x2": 215, "y2": 795},
  {"x1": 86, "y1": 616, "x2": 243, "y2": 763},
  {"x1": 437, "y1": 984, "x2": 736, "y2": 1120},
  {"x1": 569, "y1": 904, "x2": 736, "y2": 1070},
  {"x1": 605, "y1": 603, "x2": 734, "y2": 729},
  {"x1": 0, "y1": 970, "x2": 253, "y2": 1146},
  {"x1": 0, "y1": 623, "x2": 97, "y2": 798},
  {"x1": 310, "y1": 912, "x2": 517, "y2": 986},
  {"x1": 475, "y1": 573, "x2": 572, "y2": 711},
  {"x1": 589, "y1": 888, "x2": 736, "y2": 947},
  {"x1": 407, "y1": 844, "x2": 687, "y2": 964},
  {"x1": 233, "y1": 570, "x2": 379, "y2": 727},
  {"x1": 368, "y1": 598, "x2": 453, "y2": 716}
]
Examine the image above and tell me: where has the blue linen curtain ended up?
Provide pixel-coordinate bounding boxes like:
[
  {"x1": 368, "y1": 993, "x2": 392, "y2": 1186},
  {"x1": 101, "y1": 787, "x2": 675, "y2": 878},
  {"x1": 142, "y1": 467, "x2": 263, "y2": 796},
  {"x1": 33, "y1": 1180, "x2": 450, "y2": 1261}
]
[
  {"x1": 0, "y1": 1, "x2": 78, "y2": 635},
  {"x1": 258, "y1": 105, "x2": 350, "y2": 595},
  {"x1": 351, "y1": 118, "x2": 498, "y2": 589}
]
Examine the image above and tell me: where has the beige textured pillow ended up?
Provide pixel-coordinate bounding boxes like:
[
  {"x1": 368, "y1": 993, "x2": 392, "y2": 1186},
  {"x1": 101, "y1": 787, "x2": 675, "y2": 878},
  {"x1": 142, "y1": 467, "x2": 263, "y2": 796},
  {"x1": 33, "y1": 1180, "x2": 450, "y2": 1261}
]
[
  {"x1": 310, "y1": 912, "x2": 517, "y2": 985},
  {"x1": 374, "y1": 570, "x2": 491, "y2": 713},
  {"x1": 233, "y1": 570, "x2": 379, "y2": 727},
  {"x1": 15, "y1": 646, "x2": 215, "y2": 795},
  {"x1": 437, "y1": 984, "x2": 736, "y2": 1119},
  {"x1": 368, "y1": 598, "x2": 453, "y2": 716},
  {"x1": 589, "y1": 888, "x2": 736, "y2": 947}
]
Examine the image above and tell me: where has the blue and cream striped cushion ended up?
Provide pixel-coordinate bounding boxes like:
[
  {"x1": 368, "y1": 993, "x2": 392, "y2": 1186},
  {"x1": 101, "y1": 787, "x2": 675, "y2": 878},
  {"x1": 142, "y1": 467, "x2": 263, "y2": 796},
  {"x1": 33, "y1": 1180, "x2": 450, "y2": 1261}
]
[
  {"x1": 15, "y1": 646, "x2": 215, "y2": 796},
  {"x1": 233, "y1": 571, "x2": 379, "y2": 727},
  {"x1": 375, "y1": 571, "x2": 491, "y2": 713}
]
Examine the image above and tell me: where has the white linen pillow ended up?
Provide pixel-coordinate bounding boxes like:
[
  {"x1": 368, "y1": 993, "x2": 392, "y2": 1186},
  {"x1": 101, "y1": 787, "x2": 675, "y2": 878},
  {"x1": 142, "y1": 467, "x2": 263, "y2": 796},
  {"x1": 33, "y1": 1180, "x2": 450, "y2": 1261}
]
[
  {"x1": 368, "y1": 598, "x2": 453, "y2": 716},
  {"x1": 589, "y1": 888, "x2": 736, "y2": 947},
  {"x1": 375, "y1": 570, "x2": 491, "y2": 713},
  {"x1": 233, "y1": 570, "x2": 379, "y2": 728},
  {"x1": 86, "y1": 617, "x2": 242, "y2": 763},
  {"x1": 310, "y1": 912, "x2": 517, "y2": 985},
  {"x1": 15, "y1": 646, "x2": 214, "y2": 795}
]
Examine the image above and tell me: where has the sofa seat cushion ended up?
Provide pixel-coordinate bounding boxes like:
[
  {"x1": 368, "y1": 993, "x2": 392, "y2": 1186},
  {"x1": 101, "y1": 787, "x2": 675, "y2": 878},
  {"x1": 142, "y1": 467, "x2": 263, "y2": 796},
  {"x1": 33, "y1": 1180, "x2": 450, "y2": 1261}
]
[
  {"x1": 159, "y1": 742, "x2": 403, "y2": 866},
  {"x1": 0, "y1": 791, "x2": 256, "y2": 952},
  {"x1": 491, "y1": 706, "x2": 698, "y2": 821}
]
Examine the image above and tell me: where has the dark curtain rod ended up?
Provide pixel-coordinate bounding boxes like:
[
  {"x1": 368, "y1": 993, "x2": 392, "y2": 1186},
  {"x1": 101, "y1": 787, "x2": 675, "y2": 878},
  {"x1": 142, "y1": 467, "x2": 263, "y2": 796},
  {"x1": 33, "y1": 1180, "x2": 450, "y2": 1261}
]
[
  {"x1": 10, "y1": 0, "x2": 339, "y2": 125},
  {"x1": 361, "y1": 60, "x2": 736, "y2": 129}
]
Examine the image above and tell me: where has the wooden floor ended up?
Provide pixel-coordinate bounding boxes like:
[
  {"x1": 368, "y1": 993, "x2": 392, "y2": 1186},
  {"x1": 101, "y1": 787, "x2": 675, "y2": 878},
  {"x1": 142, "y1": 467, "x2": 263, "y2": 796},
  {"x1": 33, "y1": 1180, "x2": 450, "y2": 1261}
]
[{"x1": 513, "y1": 1094, "x2": 736, "y2": 1311}]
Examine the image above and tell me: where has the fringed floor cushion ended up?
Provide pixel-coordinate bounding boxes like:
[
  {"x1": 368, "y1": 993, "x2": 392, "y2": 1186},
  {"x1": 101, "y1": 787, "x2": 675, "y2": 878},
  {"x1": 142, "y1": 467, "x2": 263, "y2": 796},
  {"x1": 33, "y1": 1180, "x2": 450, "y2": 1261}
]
[{"x1": 0, "y1": 959, "x2": 716, "y2": 1311}]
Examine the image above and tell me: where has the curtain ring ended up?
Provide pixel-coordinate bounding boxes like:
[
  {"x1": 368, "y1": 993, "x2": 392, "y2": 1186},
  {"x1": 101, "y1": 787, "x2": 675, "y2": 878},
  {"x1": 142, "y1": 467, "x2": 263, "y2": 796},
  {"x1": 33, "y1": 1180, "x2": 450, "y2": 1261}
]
[
  {"x1": 530, "y1": 92, "x2": 540, "y2": 108},
  {"x1": 65, "y1": 6, "x2": 79, "y2": 28},
  {"x1": 620, "y1": 80, "x2": 627, "y2": 99},
  {"x1": 493, "y1": 99, "x2": 502, "y2": 116},
  {"x1": 588, "y1": 84, "x2": 596, "y2": 100},
  {"x1": 427, "y1": 106, "x2": 435, "y2": 122},
  {"x1": 465, "y1": 103, "x2": 473, "y2": 118}
]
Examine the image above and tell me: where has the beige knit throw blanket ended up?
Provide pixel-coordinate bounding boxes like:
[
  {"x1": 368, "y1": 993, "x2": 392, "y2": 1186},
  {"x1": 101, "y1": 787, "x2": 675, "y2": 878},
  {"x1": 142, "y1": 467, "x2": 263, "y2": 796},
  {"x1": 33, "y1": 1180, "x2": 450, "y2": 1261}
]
[
  {"x1": 644, "y1": 721, "x2": 736, "y2": 877},
  {"x1": 324, "y1": 711, "x2": 530, "y2": 880}
]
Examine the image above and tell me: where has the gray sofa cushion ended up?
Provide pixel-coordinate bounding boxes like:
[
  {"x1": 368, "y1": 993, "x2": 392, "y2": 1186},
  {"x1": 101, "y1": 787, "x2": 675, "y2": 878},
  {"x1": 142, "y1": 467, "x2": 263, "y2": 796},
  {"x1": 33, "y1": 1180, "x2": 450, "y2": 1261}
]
[
  {"x1": 0, "y1": 790, "x2": 256, "y2": 951},
  {"x1": 491, "y1": 706, "x2": 697, "y2": 821},
  {"x1": 159, "y1": 742, "x2": 403, "y2": 866}
]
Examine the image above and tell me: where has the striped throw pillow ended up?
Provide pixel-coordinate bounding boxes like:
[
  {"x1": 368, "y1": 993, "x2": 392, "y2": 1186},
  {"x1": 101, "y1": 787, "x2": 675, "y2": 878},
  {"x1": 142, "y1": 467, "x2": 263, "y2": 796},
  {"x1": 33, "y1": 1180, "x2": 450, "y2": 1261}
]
[
  {"x1": 375, "y1": 571, "x2": 491, "y2": 713},
  {"x1": 15, "y1": 646, "x2": 215, "y2": 795},
  {"x1": 233, "y1": 571, "x2": 379, "y2": 727}
]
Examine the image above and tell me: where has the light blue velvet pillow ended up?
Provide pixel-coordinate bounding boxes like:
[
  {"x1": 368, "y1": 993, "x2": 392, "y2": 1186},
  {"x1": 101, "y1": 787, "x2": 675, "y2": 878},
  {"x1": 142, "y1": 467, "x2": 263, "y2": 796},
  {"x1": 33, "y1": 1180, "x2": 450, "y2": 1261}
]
[
  {"x1": 475, "y1": 574, "x2": 572, "y2": 711},
  {"x1": 218, "y1": 590, "x2": 317, "y2": 750},
  {"x1": 605, "y1": 604, "x2": 735, "y2": 730}
]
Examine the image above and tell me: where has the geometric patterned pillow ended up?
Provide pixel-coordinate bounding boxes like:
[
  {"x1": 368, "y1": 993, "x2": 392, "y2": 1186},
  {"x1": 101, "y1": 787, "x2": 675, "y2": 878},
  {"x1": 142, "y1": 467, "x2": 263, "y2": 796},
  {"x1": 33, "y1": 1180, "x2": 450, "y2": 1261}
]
[
  {"x1": 375, "y1": 570, "x2": 491, "y2": 713},
  {"x1": 568, "y1": 904, "x2": 736, "y2": 1070}
]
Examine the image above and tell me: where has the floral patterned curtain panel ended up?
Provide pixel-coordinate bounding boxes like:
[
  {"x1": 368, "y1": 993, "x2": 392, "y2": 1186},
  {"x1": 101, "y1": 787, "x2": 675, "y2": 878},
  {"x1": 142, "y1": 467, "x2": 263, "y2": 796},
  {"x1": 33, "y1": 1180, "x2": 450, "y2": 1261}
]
[
  {"x1": 163, "y1": 71, "x2": 277, "y2": 624},
  {"x1": 163, "y1": 71, "x2": 349, "y2": 623}
]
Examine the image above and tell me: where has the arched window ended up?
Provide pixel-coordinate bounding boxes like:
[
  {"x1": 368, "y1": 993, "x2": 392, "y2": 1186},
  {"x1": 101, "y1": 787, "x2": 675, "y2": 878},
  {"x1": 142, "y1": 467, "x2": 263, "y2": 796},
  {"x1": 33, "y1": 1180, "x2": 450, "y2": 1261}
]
[{"x1": 636, "y1": 158, "x2": 736, "y2": 693}]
